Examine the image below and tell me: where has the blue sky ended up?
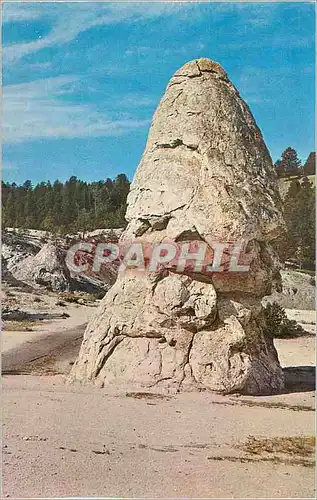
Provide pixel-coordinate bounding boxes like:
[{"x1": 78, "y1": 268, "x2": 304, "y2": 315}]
[{"x1": 2, "y1": 1, "x2": 315, "y2": 184}]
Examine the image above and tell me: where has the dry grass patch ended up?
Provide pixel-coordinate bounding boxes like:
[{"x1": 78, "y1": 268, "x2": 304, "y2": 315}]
[
  {"x1": 207, "y1": 455, "x2": 315, "y2": 468},
  {"x1": 212, "y1": 399, "x2": 314, "y2": 412},
  {"x1": 126, "y1": 392, "x2": 171, "y2": 401},
  {"x1": 240, "y1": 435, "x2": 315, "y2": 458},
  {"x1": 208, "y1": 435, "x2": 315, "y2": 468},
  {"x1": 58, "y1": 291, "x2": 99, "y2": 305},
  {"x1": 3, "y1": 321, "x2": 42, "y2": 332}
]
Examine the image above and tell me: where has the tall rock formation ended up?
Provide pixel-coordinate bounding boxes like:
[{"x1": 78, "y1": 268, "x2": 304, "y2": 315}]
[{"x1": 69, "y1": 59, "x2": 285, "y2": 394}]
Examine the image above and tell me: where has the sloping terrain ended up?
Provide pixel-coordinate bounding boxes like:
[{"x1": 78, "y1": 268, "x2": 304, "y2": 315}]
[{"x1": 278, "y1": 174, "x2": 315, "y2": 200}]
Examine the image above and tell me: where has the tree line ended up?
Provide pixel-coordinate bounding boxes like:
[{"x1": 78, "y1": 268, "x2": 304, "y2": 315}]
[
  {"x1": 2, "y1": 174, "x2": 130, "y2": 234},
  {"x1": 281, "y1": 175, "x2": 315, "y2": 270},
  {"x1": 274, "y1": 147, "x2": 315, "y2": 178},
  {"x1": 273, "y1": 147, "x2": 315, "y2": 270},
  {"x1": 2, "y1": 151, "x2": 315, "y2": 269}
]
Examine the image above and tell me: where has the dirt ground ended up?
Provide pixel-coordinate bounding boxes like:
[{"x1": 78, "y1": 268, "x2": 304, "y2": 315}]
[{"x1": 2, "y1": 304, "x2": 316, "y2": 499}]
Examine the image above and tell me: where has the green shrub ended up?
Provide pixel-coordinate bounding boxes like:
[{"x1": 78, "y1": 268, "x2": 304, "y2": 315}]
[
  {"x1": 58, "y1": 292, "x2": 80, "y2": 303},
  {"x1": 263, "y1": 302, "x2": 304, "y2": 338},
  {"x1": 58, "y1": 291, "x2": 101, "y2": 305}
]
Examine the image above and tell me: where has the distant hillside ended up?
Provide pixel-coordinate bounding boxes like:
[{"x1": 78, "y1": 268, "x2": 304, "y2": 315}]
[
  {"x1": 303, "y1": 152, "x2": 316, "y2": 176},
  {"x1": 2, "y1": 174, "x2": 130, "y2": 234},
  {"x1": 277, "y1": 174, "x2": 315, "y2": 270},
  {"x1": 278, "y1": 174, "x2": 316, "y2": 200}
]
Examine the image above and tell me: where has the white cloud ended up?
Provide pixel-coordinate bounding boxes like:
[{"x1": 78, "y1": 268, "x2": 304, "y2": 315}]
[
  {"x1": 3, "y1": 2, "x2": 194, "y2": 65},
  {"x1": 119, "y1": 93, "x2": 158, "y2": 108},
  {"x1": 235, "y1": 64, "x2": 313, "y2": 106},
  {"x1": 124, "y1": 41, "x2": 206, "y2": 58},
  {"x1": 223, "y1": 32, "x2": 314, "y2": 51},
  {"x1": 27, "y1": 61, "x2": 52, "y2": 70},
  {"x1": 3, "y1": 76, "x2": 150, "y2": 143},
  {"x1": 4, "y1": 3, "x2": 300, "y2": 66},
  {"x1": 2, "y1": 3, "x2": 45, "y2": 23}
]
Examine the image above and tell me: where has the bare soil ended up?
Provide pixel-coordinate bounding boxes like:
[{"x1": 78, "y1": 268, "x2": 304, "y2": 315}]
[{"x1": 2, "y1": 299, "x2": 316, "y2": 498}]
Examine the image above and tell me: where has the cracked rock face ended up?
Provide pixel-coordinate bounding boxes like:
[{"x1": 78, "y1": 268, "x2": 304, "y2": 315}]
[
  {"x1": 69, "y1": 58, "x2": 284, "y2": 394},
  {"x1": 10, "y1": 243, "x2": 72, "y2": 292}
]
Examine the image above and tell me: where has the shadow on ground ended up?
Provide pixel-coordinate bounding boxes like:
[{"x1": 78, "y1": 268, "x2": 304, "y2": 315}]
[
  {"x1": 283, "y1": 366, "x2": 316, "y2": 393},
  {"x1": 2, "y1": 327, "x2": 85, "y2": 375}
]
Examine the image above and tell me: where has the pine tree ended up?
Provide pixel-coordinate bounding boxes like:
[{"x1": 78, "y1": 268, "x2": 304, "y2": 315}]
[
  {"x1": 283, "y1": 176, "x2": 315, "y2": 269},
  {"x1": 295, "y1": 177, "x2": 315, "y2": 268},
  {"x1": 287, "y1": 178, "x2": 301, "y2": 198},
  {"x1": 274, "y1": 159, "x2": 285, "y2": 178},
  {"x1": 303, "y1": 152, "x2": 316, "y2": 176},
  {"x1": 1, "y1": 175, "x2": 130, "y2": 233},
  {"x1": 42, "y1": 214, "x2": 55, "y2": 232},
  {"x1": 275, "y1": 147, "x2": 302, "y2": 178}
]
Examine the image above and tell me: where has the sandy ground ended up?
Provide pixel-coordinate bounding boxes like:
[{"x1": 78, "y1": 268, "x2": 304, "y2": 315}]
[
  {"x1": 2, "y1": 304, "x2": 316, "y2": 499},
  {"x1": 285, "y1": 308, "x2": 316, "y2": 335},
  {"x1": 2, "y1": 290, "x2": 96, "y2": 353},
  {"x1": 275, "y1": 336, "x2": 315, "y2": 367},
  {"x1": 2, "y1": 305, "x2": 93, "y2": 353},
  {"x1": 3, "y1": 374, "x2": 315, "y2": 499}
]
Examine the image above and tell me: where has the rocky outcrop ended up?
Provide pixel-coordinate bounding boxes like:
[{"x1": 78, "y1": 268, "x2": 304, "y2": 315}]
[
  {"x1": 70, "y1": 58, "x2": 285, "y2": 394},
  {"x1": 2, "y1": 229, "x2": 118, "y2": 294},
  {"x1": 10, "y1": 244, "x2": 72, "y2": 292},
  {"x1": 263, "y1": 270, "x2": 315, "y2": 310},
  {"x1": 2, "y1": 230, "x2": 41, "y2": 273}
]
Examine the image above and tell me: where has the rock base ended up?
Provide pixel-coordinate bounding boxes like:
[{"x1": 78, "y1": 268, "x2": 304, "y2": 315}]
[{"x1": 69, "y1": 272, "x2": 284, "y2": 395}]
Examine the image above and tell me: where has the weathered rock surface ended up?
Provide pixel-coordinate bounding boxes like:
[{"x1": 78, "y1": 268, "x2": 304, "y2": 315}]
[
  {"x1": 70, "y1": 58, "x2": 285, "y2": 394},
  {"x1": 10, "y1": 244, "x2": 72, "y2": 292},
  {"x1": 2, "y1": 230, "x2": 41, "y2": 272},
  {"x1": 2, "y1": 229, "x2": 118, "y2": 294},
  {"x1": 263, "y1": 270, "x2": 315, "y2": 310}
]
